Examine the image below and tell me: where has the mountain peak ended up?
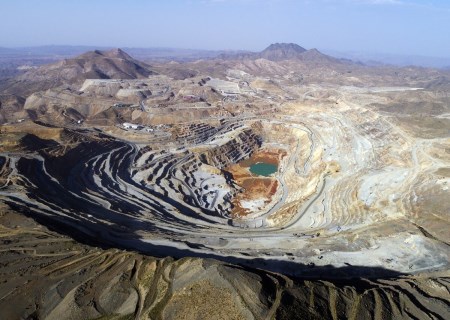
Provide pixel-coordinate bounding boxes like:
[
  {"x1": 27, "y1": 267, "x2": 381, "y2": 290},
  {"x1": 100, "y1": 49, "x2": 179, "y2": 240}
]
[
  {"x1": 218, "y1": 43, "x2": 344, "y2": 63},
  {"x1": 14, "y1": 48, "x2": 156, "y2": 94},
  {"x1": 264, "y1": 43, "x2": 307, "y2": 52},
  {"x1": 90, "y1": 48, "x2": 131, "y2": 60},
  {"x1": 260, "y1": 43, "x2": 307, "y2": 61}
]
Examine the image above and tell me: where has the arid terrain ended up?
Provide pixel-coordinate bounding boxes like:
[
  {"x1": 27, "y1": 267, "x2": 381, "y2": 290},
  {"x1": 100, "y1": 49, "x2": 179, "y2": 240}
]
[{"x1": 0, "y1": 44, "x2": 449, "y2": 319}]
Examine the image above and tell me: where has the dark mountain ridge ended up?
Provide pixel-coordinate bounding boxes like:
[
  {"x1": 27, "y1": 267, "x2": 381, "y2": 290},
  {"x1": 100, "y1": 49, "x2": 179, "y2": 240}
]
[
  {"x1": 218, "y1": 42, "x2": 344, "y2": 63},
  {"x1": 260, "y1": 43, "x2": 307, "y2": 60}
]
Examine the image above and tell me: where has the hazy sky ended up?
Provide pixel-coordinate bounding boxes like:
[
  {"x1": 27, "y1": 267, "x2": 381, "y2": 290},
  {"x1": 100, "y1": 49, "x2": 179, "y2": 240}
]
[{"x1": 1, "y1": 0, "x2": 449, "y2": 57}]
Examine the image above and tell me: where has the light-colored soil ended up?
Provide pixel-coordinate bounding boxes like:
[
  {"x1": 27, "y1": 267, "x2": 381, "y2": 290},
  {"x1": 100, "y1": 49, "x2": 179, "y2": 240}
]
[{"x1": 1, "y1": 50, "x2": 450, "y2": 319}]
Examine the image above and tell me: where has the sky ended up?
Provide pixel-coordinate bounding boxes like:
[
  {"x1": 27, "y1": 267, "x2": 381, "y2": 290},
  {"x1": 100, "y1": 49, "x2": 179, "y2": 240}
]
[{"x1": 0, "y1": 0, "x2": 449, "y2": 57}]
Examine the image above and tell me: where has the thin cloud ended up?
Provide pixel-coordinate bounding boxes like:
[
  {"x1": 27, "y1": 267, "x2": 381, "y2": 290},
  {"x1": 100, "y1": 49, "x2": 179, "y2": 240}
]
[
  {"x1": 200, "y1": 0, "x2": 404, "y2": 4},
  {"x1": 351, "y1": 0, "x2": 450, "y2": 11},
  {"x1": 198, "y1": 0, "x2": 450, "y2": 12},
  {"x1": 353, "y1": 0, "x2": 404, "y2": 4}
]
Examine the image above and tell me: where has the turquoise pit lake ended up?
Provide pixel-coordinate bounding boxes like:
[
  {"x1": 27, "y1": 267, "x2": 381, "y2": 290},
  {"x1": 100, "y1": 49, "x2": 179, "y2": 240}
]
[{"x1": 249, "y1": 162, "x2": 278, "y2": 177}]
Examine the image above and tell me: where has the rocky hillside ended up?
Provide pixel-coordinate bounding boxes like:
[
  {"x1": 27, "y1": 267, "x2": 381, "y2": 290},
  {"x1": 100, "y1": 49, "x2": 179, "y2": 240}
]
[
  {"x1": 259, "y1": 43, "x2": 307, "y2": 61},
  {"x1": 0, "y1": 48, "x2": 156, "y2": 96},
  {"x1": 0, "y1": 94, "x2": 26, "y2": 123},
  {"x1": 0, "y1": 209, "x2": 448, "y2": 320},
  {"x1": 19, "y1": 48, "x2": 155, "y2": 83},
  {"x1": 219, "y1": 43, "x2": 343, "y2": 64}
]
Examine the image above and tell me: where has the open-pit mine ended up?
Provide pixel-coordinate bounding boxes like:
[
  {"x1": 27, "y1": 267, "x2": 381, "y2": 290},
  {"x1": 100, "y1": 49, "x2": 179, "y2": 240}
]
[{"x1": 0, "y1": 45, "x2": 449, "y2": 319}]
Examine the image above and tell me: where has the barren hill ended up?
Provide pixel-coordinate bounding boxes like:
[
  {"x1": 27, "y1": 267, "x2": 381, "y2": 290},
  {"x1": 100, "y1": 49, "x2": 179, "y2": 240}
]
[
  {"x1": 20, "y1": 48, "x2": 155, "y2": 82},
  {"x1": 218, "y1": 42, "x2": 344, "y2": 64},
  {"x1": 0, "y1": 48, "x2": 156, "y2": 96},
  {"x1": 260, "y1": 42, "x2": 307, "y2": 60}
]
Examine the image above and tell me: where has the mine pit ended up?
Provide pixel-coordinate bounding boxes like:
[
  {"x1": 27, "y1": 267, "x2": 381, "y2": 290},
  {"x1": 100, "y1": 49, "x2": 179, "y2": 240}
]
[{"x1": 1, "y1": 39, "x2": 450, "y2": 320}]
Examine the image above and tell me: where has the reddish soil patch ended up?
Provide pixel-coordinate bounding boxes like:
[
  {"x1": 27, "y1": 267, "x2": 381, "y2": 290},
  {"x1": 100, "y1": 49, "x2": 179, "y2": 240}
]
[
  {"x1": 231, "y1": 179, "x2": 278, "y2": 218},
  {"x1": 239, "y1": 149, "x2": 286, "y2": 167},
  {"x1": 225, "y1": 148, "x2": 285, "y2": 218},
  {"x1": 241, "y1": 178, "x2": 278, "y2": 197}
]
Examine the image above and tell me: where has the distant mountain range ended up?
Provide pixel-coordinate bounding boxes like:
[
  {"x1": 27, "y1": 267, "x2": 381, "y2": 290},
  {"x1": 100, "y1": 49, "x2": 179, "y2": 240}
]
[
  {"x1": 322, "y1": 49, "x2": 450, "y2": 69},
  {"x1": 0, "y1": 46, "x2": 230, "y2": 62},
  {"x1": 1, "y1": 44, "x2": 449, "y2": 68},
  {"x1": 0, "y1": 44, "x2": 344, "y2": 92}
]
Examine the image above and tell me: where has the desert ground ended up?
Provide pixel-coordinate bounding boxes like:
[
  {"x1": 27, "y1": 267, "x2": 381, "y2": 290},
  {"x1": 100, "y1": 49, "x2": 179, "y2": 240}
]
[{"x1": 0, "y1": 44, "x2": 449, "y2": 319}]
